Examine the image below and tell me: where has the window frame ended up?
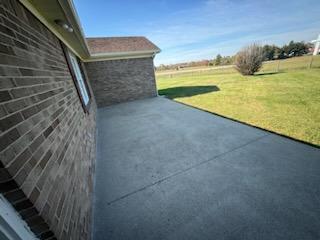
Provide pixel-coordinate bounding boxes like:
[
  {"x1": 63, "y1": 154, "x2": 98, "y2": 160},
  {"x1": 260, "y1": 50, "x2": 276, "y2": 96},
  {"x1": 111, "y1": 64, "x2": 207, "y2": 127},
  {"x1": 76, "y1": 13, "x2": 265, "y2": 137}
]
[
  {"x1": 61, "y1": 42, "x2": 92, "y2": 113},
  {"x1": 0, "y1": 195, "x2": 38, "y2": 240}
]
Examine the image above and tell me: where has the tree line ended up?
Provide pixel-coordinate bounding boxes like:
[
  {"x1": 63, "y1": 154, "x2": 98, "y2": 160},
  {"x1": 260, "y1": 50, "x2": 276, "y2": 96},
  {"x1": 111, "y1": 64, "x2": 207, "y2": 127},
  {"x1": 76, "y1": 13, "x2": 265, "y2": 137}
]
[
  {"x1": 262, "y1": 41, "x2": 310, "y2": 61},
  {"x1": 213, "y1": 40, "x2": 311, "y2": 65},
  {"x1": 156, "y1": 40, "x2": 312, "y2": 71},
  {"x1": 235, "y1": 41, "x2": 312, "y2": 76}
]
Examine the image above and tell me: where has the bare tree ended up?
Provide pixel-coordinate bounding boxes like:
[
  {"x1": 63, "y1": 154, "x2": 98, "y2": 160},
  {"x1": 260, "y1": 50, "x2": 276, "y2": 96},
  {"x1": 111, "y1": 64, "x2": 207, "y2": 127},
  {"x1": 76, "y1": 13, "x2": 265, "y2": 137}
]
[{"x1": 235, "y1": 43, "x2": 264, "y2": 75}]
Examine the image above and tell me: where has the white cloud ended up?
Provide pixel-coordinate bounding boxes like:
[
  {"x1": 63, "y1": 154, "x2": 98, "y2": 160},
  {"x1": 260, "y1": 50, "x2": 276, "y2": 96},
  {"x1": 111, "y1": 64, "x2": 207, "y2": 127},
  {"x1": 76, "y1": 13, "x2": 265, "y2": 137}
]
[
  {"x1": 154, "y1": 26, "x2": 320, "y2": 65},
  {"x1": 146, "y1": 0, "x2": 320, "y2": 65}
]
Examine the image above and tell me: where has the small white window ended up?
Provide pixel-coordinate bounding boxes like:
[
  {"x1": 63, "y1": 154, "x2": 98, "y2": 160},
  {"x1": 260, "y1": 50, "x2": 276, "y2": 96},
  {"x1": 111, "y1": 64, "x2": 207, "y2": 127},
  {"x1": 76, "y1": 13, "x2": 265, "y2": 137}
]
[{"x1": 68, "y1": 51, "x2": 90, "y2": 106}]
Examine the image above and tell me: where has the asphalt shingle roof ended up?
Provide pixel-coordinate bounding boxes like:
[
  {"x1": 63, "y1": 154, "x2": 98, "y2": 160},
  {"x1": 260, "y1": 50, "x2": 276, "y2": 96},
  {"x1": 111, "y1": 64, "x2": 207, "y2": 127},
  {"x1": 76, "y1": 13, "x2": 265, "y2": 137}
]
[{"x1": 86, "y1": 37, "x2": 160, "y2": 54}]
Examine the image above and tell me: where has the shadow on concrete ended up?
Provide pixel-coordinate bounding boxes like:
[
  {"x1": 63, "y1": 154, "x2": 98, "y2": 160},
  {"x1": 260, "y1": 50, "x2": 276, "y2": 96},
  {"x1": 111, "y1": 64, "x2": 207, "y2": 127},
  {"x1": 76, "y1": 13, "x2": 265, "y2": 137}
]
[{"x1": 158, "y1": 85, "x2": 219, "y2": 99}]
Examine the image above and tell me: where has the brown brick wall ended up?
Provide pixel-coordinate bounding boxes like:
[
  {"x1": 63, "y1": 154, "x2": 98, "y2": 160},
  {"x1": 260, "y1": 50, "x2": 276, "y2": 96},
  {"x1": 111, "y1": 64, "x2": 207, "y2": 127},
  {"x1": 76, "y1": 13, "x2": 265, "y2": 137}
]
[
  {"x1": 0, "y1": 1, "x2": 96, "y2": 239},
  {"x1": 85, "y1": 57, "x2": 157, "y2": 108}
]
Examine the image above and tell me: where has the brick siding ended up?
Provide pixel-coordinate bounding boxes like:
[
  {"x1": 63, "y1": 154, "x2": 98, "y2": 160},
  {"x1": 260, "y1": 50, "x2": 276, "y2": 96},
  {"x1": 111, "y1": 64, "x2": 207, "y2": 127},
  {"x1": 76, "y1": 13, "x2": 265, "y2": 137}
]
[
  {"x1": 0, "y1": 1, "x2": 96, "y2": 239},
  {"x1": 85, "y1": 57, "x2": 157, "y2": 108}
]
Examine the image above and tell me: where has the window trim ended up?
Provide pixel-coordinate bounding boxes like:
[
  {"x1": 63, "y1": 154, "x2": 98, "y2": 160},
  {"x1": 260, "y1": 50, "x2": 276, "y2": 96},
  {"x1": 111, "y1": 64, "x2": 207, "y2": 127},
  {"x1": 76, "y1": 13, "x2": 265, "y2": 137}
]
[
  {"x1": 61, "y1": 42, "x2": 92, "y2": 113},
  {"x1": 0, "y1": 195, "x2": 38, "y2": 240}
]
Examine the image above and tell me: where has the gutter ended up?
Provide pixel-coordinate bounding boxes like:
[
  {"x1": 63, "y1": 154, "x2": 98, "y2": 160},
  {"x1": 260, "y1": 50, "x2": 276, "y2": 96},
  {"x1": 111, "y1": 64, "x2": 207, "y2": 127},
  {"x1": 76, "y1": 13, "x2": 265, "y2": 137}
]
[{"x1": 85, "y1": 49, "x2": 161, "y2": 62}]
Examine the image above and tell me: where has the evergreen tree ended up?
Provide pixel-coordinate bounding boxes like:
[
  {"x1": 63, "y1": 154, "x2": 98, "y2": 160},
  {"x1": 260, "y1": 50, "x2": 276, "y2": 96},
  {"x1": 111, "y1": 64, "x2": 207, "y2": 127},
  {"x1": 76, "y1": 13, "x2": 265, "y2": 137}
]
[{"x1": 215, "y1": 54, "x2": 222, "y2": 66}]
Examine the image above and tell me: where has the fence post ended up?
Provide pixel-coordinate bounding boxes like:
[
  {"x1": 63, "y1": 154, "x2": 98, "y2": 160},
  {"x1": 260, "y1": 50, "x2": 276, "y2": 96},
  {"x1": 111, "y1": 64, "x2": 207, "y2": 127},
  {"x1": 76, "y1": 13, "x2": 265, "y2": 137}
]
[
  {"x1": 309, "y1": 55, "x2": 314, "y2": 69},
  {"x1": 277, "y1": 60, "x2": 281, "y2": 72}
]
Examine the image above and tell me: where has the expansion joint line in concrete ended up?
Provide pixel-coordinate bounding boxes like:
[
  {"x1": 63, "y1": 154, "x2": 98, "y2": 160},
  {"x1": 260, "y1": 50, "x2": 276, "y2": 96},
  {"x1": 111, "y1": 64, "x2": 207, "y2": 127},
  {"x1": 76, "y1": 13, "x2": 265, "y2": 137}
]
[{"x1": 106, "y1": 133, "x2": 270, "y2": 206}]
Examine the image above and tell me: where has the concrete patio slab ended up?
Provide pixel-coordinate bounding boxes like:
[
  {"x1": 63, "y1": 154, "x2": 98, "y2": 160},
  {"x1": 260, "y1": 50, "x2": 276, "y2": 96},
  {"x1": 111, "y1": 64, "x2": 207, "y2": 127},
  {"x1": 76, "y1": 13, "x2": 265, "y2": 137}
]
[{"x1": 94, "y1": 97, "x2": 320, "y2": 240}]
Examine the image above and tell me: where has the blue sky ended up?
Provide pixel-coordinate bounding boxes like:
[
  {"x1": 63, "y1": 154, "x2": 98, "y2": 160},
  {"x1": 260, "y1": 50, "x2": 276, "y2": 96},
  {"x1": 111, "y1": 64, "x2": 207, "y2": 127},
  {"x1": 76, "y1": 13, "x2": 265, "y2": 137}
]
[{"x1": 73, "y1": 0, "x2": 320, "y2": 66}]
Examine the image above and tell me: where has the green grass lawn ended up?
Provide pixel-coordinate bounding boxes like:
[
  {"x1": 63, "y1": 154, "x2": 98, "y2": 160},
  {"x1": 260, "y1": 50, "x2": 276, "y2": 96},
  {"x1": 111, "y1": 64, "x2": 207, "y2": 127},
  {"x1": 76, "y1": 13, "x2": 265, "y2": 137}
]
[
  {"x1": 157, "y1": 67, "x2": 320, "y2": 146},
  {"x1": 261, "y1": 55, "x2": 320, "y2": 72}
]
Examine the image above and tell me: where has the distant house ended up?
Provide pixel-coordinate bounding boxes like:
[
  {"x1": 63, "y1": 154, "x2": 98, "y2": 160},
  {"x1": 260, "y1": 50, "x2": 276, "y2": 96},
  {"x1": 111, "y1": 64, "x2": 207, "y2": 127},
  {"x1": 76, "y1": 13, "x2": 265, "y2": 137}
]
[
  {"x1": 0, "y1": 0, "x2": 159, "y2": 239},
  {"x1": 177, "y1": 64, "x2": 189, "y2": 70}
]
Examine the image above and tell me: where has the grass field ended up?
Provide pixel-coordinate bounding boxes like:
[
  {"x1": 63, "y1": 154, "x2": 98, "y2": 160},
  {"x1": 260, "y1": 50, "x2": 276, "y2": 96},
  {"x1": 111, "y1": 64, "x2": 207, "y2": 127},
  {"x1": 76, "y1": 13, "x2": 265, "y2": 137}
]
[
  {"x1": 261, "y1": 55, "x2": 320, "y2": 72},
  {"x1": 156, "y1": 56, "x2": 320, "y2": 146},
  {"x1": 157, "y1": 55, "x2": 320, "y2": 76}
]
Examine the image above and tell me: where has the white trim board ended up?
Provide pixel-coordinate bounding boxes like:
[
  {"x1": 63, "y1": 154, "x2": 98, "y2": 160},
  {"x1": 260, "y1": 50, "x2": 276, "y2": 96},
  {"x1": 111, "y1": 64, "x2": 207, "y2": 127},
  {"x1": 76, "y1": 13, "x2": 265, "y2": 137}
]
[{"x1": 0, "y1": 195, "x2": 38, "y2": 240}]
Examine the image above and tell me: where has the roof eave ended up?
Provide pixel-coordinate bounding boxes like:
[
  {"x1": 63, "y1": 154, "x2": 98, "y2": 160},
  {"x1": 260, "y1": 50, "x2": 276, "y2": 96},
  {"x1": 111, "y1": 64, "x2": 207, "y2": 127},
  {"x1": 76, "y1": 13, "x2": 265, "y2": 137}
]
[
  {"x1": 19, "y1": 0, "x2": 91, "y2": 60},
  {"x1": 19, "y1": 0, "x2": 161, "y2": 62},
  {"x1": 85, "y1": 49, "x2": 161, "y2": 62}
]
